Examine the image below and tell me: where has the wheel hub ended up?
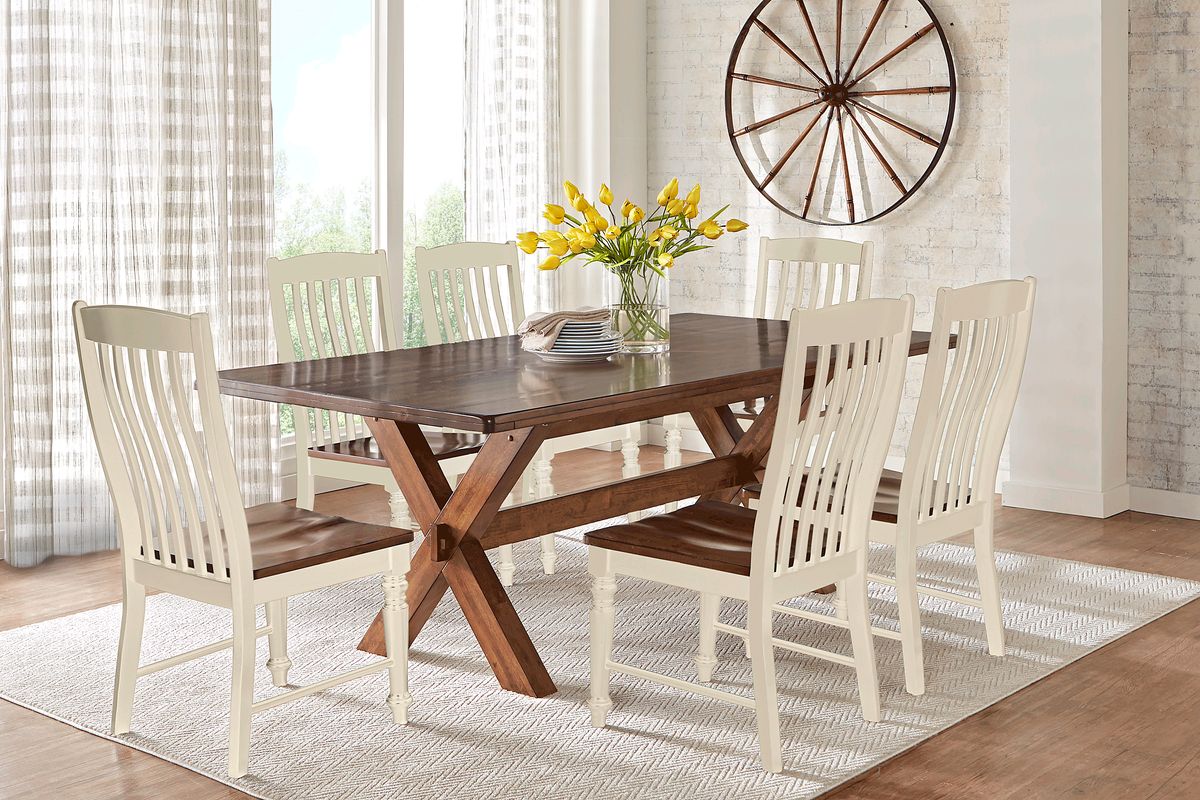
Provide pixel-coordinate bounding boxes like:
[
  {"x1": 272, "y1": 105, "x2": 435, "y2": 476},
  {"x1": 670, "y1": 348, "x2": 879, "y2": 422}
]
[{"x1": 819, "y1": 83, "x2": 849, "y2": 106}]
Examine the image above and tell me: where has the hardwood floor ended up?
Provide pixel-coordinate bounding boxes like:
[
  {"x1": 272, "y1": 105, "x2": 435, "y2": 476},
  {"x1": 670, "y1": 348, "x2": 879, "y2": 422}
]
[{"x1": 2, "y1": 446, "x2": 1198, "y2": 799}]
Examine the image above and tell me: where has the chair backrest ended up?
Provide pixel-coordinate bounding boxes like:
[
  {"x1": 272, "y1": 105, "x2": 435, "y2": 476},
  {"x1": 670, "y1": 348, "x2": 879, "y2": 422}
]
[
  {"x1": 752, "y1": 296, "x2": 914, "y2": 586},
  {"x1": 901, "y1": 278, "x2": 1037, "y2": 525},
  {"x1": 753, "y1": 236, "x2": 874, "y2": 319},
  {"x1": 266, "y1": 250, "x2": 397, "y2": 448},
  {"x1": 73, "y1": 302, "x2": 250, "y2": 584},
  {"x1": 415, "y1": 242, "x2": 525, "y2": 344}
]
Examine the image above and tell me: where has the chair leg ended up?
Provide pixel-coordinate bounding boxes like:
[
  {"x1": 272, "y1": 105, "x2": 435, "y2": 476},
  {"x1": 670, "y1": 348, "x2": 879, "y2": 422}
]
[
  {"x1": 295, "y1": 455, "x2": 315, "y2": 511},
  {"x1": 382, "y1": 571, "x2": 412, "y2": 724},
  {"x1": 533, "y1": 446, "x2": 555, "y2": 500},
  {"x1": 227, "y1": 602, "x2": 257, "y2": 778},
  {"x1": 845, "y1": 571, "x2": 881, "y2": 722},
  {"x1": 497, "y1": 544, "x2": 516, "y2": 587},
  {"x1": 748, "y1": 599, "x2": 783, "y2": 773},
  {"x1": 111, "y1": 579, "x2": 146, "y2": 735},
  {"x1": 832, "y1": 580, "x2": 848, "y2": 620},
  {"x1": 896, "y1": 543, "x2": 926, "y2": 696},
  {"x1": 265, "y1": 599, "x2": 291, "y2": 687},
  {"x1": 532, "y1": 459, "x2": 558, "y2": 576},
  {"x1": 388, "y1": 488, "x2": 412, "y2": 531},
  {"x1": 975, "y1": 515, "x2": 1006, "y2": 657},
  {"x1": 695, "y1": 593, "x2": 719, "y2": 682},
  {"x1": 664, "y1": 414, "x2": 683, "y2": 512},
  {"x1": 621, "y1": 426, "x2": 642, "y2": 521},
  {"x1": 540, "y1": 535, "x2": 558, "y2": 575},
  {"x1": 588, "y1": 550, "x2": 616, "y2": 728}
]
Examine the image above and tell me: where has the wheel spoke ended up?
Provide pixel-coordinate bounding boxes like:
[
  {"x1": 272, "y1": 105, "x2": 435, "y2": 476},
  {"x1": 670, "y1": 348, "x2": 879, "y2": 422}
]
[
  {"x1": 843, "y1": 0, "x2": 890, "y2": 80},
  {"x1": 760, "y1": 105, "x2": 830, "y2": 191},
  {"x1": 836, "y1": 107, "x2": 855, "y2": 223},
  {"x1": 802, "y1": 109, "x2": 835, "y2": 218},
  {"x1": 753, "y1": 19, "x2": 826, "y2": 87},
  {"x1": 734, "y1": 97, "x2": 825, "y2": 137},
  {"x1": 846, "y1": 22, "x2": 936, "y2": 89},
  {"x1": 848, "y1": 99, "x2": 940, "y2": 147},
  {"x1": 849, "y1": 86, "x2": 951, "y2": 97},
  {"x1": 834, "y1": 0, "x2": 844, "y2": 82},
  {"x1": 795, "y1": 0, "x2": 833, "y2": 83},
  {"x1": 844, "y1": 105, "x2": 906, "y2": 194},
  {"x1": 731, "y1": 72, "x2": 820, "y2": 94}
]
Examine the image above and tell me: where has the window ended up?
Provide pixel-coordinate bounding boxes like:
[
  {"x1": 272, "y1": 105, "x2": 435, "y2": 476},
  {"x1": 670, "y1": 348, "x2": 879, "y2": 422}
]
[
  {"x1": 272, "y1": 0, "x2": 375, "y2": 260},
  {"x1": 271, "y1": 2, "x2": 467, "y2": 436},
  {"x1": 401, "y1": 0, "x2": 466, "y2": 346}
]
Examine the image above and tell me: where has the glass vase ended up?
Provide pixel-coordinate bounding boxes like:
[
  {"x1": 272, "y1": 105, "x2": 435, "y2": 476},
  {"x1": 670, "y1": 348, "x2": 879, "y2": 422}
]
[{"x1": 609, "y1": 262, "x2": 670, "y2": 353}]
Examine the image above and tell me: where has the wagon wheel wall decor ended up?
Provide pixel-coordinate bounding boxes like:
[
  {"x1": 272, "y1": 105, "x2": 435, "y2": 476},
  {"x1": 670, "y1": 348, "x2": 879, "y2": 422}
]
[{"x1": 725, "y1": 0, "x2": 956, "y2": 226}]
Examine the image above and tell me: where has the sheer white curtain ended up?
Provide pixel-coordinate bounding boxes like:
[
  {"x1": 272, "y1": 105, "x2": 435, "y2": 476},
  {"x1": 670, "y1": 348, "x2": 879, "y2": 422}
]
[
  {"x1": 464, "y1": 0, "x2": 561, "y2": 314},
  {"x1": 0, "y1": 0, "x2": 277, "y2": 567}
]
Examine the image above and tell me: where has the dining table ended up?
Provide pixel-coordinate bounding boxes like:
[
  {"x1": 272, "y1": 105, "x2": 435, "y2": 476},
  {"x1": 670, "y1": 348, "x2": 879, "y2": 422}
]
[{"x1": 218, "y1": 312, "x2": 938, "y2": 698}]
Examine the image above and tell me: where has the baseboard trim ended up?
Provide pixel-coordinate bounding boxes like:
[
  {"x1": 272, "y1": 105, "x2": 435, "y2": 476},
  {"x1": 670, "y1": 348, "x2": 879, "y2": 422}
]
[
  {"x1": 1001, "y1": 480, "x2": 1131, "y2": 519},
  {"x1": 1129, "y1": 486, "x2": 1200, "y2": 521}
]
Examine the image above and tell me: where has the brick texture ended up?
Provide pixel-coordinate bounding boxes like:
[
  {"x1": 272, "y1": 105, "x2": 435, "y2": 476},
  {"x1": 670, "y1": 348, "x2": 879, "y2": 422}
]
[
  {"x1": 1128, "y1": 0, "x2": 1200, "y2": 493},
  {"x1": 647, "y1": 0, "x2": 1010, "y2": 455}
]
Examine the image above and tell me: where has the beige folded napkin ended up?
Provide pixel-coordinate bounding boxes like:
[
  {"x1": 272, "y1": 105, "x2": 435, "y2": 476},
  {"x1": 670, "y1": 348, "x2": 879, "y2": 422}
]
[{"x1": 518, "y1": 307, "x2": 613, "y2": 352}]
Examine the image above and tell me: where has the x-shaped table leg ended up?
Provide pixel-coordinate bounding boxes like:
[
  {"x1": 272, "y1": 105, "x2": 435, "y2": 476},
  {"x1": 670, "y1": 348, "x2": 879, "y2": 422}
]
[{"x1": 356, "y1": 419, "x2": 556, "y2": 697}]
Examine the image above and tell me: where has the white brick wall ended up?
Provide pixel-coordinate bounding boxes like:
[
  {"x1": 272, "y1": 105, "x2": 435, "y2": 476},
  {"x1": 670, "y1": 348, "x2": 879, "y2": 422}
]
[
  {"x1": 646, "y1": 0, "x2": 1010, "y2": 456},
  {"x1": 1128, "y1": 0, "x2": 1200, "y2": 493}
]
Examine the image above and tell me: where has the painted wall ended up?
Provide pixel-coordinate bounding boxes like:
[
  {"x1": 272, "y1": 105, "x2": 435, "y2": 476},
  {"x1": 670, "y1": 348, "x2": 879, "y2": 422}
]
[
  {"x1": 646, "y1": 0, "x2": 1010, "y2": 455},
  {"x1": 1127, "y1": 0, "x2": 1200, "y2": 496}
]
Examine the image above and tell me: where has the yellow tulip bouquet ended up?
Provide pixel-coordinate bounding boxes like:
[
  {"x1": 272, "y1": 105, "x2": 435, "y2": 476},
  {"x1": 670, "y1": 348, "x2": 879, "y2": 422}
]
[{"x1": 518, "y1": 178, "x2": 747, "y2": 352}]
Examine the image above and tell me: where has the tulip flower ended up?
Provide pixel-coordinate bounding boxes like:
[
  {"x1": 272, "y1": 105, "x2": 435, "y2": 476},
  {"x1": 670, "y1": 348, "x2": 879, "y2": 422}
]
[
  {"x1": 577, "y1": 229, "x2": 597, "y2": 248},
  {"x1": 547, "y1": 238, "x2": 570, "y2": 256},
  {"x1": 658, "y1": 252, "x2": 674, "y2": 269},
  {"x1": 539, "y1": 255, "x2": 561, "y2": 271},
  {"x1": 565, "y1": 232, "x2": 585, "y2": 254},
  {"x1": 699, "y1": 220, "x2": 723, "y2": 240},
  {"x1": 539, "y1": 230, "x2": 566, "y2": 242},
  {"x1": 517, "y1": 231, "x2": 540, "y2": 254},
  {"x1": 584, "y1": 221, "x2": 600, "y2": 235},
  {"x1": 629, "y1": 205, "x2": 645, "y2": 223},
  {"x1": 656, "y1": 177, "x2": 679, "y2": 206},
  {"x1": 685, "y1": 184, "x2": 701, "y2": 206},
  {"x1": 647, "y1": 228, "x2": 662, "y2": 244},
  {"x1": 572, "y1": 193, "x2": 591, "y2": 213},
  {"x1": 666, "y1": 198, "x2": 685, "y2": 216},
  {"x1": 659, "y1": 225, "x2": 678, "y2": 241},
  {"x1": 683, "y1": 203, "x2": 699, "y2": 219},
  {"x1": 621, "y1": 199, "x2": 636, "y2": 218},
  {"x1": 585, "y1": 206, "x2": 606, "y2": 229},
  {"x1": 726, "y1": 218, "x2": 749, "y2": 232},
  {"x1": 543, "y1": 204, "x2": 566, "y2": 225},
  {"x1": 598, "y1": 183, "x2": 614, "y2": 206},
  {"x1": 604, "y1": 225, "x2": 621, "y2": 240},
  {"x1": 563, "y1": 180, "x2": 580, "y2": 201}
]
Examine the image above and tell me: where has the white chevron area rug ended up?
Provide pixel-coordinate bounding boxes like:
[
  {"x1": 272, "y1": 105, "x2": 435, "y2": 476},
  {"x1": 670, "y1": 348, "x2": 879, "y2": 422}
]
[{"x1": 1, "y1": 528, "x2": 1197, "y2": 800}]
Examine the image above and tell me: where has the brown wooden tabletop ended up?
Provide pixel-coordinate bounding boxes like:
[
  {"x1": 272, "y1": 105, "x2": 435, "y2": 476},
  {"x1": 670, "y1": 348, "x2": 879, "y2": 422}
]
[{"x1": 218, "y1": 312, "x2": 938, "y2": 698}]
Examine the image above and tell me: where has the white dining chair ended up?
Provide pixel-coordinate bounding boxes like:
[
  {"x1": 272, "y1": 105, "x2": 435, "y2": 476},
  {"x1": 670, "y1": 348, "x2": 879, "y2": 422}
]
[
  {"x1": 74, "y1": 301, "x2": 413, "y2": 778},
  {"x1": 663, "y1": 236, "x2": 874, "y2": 503},
  {"x1": 267, "y1": 250, "x2": 481, "y2": 530},
  {"x1": 415, "y1": 241, "x2": 642, "y2": 585},
  {"x1": 586, "y1": 295, "x2": 914, "y2": 773},
  {"x1": 865, "y1": 277, "x2": 1037, "y2": 696}
]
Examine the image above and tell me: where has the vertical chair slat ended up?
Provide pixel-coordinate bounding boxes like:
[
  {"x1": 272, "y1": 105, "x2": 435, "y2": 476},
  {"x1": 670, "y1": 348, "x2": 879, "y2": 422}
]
[
  {"x1": 98, "y1": 344, "x2": 159, "y2": 565},
  {"x1": 127, "y1": 348, "x2": 192, "y2": 571},
  {"x1": 167, "y1": 352, "x2": 227, "y2": 580},
  {"x1": 147, "y1": 350, "x2": 207, "y2": 571},
  {"x1": 112, "y1": 347, "x2": 175, "y2": 566}
]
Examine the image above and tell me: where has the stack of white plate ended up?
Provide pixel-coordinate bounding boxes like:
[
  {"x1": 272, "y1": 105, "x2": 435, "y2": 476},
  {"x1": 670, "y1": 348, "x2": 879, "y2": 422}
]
[{"x1": 535, "y1": 319, "x2": 622, "y2": 363}]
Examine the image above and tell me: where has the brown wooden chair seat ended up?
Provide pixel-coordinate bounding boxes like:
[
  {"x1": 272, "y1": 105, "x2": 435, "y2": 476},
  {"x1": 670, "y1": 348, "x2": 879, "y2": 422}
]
[
  {"x1": 308, "y1": 431, "x2": 485, "y2": 466},
  {"x1": 742, "y1": 468, "x2": 974, "y2": 525},
  {"x1": 583, "y1": 500, "x2": 758, "y2": 575},
  {"x1": 148, "y1": 503, "x2": 414, "y2": 580}
]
